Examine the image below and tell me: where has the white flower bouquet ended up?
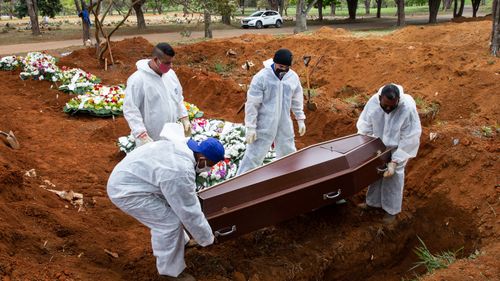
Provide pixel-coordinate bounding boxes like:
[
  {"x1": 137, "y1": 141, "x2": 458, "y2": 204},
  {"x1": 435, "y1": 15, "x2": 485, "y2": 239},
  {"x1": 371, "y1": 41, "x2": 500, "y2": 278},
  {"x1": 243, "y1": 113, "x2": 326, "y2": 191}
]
[
  {"x1": 58, "y1": 67, "x2": 101, "y2": 94},
  {"x1": 63, "y1": 84, "x2": 125, "y2": 117},
  {"x1": 0, "y1": 55, "x2": 22, "y2": 71},
  {"x1": 19, "y1": 52, "x2": 62, "y2": 82}
]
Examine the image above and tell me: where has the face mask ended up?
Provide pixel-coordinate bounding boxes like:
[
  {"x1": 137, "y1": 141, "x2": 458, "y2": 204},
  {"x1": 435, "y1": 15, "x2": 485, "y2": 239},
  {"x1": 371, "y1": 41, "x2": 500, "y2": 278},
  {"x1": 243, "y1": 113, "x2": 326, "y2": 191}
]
[
  {"x1": 381, "y1": 105, "x2": 397, "y2": 114},
  {"x1": 379, "y1": 96, "x2": 399, "y2": 114},
  {"x1": 155, "y1": 59, "x2": 171, "y2": 74},
  {"x1": 195, "y1": 159, "x2": 211, "y2": 174},
  {"x1": 274, "y1": 68, "x2": 288, "y2": 79}
]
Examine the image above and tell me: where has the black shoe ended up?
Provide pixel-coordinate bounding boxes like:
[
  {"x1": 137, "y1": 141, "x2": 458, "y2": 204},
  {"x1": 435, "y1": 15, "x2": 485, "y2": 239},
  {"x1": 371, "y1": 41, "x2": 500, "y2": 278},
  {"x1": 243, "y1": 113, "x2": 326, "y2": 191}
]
[
  {"x1": 159, "y1": 272, "x2": 196, "y2": 281},
  {"x1": 382, "y1": 213, "x2": 396, "y2": 224}
]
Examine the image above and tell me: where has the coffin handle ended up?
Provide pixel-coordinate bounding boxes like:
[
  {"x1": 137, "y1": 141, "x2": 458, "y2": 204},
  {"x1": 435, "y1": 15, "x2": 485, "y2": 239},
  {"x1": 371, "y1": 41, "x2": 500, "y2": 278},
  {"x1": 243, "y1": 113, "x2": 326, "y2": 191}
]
[
  {"x1": 323, "y1": 189, "x2": 342, "y2": 200},
  {"x1": 377, "y1": 164, "x2": 388, "y2": 174},
  {"x1": 214, "y1": 225, "x2": 237, "y2": 237}
]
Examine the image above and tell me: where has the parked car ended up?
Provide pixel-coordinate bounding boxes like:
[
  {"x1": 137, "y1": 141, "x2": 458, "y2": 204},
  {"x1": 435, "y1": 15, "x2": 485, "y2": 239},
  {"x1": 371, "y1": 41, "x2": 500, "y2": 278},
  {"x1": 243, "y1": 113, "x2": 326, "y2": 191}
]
[{"x1": 241, "y1": 10, "x2": 283, "y2": 29}]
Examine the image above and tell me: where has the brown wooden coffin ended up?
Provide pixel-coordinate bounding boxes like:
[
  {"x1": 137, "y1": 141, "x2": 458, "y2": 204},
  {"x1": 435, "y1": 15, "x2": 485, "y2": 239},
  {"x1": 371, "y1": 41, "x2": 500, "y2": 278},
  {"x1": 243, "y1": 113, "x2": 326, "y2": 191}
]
[{"x1": 198, "y1": 134, "x2": 391, "y2": 241}]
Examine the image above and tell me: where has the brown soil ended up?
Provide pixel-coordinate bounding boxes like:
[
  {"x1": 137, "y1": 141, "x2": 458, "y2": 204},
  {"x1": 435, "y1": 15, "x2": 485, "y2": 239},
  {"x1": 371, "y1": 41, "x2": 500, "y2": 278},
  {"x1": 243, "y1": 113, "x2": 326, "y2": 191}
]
[{"x1": 1, "y1": 20, "x2": 499, "y2": 281}]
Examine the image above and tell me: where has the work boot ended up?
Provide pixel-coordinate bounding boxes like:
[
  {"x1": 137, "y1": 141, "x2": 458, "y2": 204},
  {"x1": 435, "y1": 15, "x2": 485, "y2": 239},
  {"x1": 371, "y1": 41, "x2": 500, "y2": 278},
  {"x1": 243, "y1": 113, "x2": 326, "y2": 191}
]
[
  {"x1": 185, "y1": 239, "x2": 199, "y2": 249},
  {"x1": 357, "y1": 203, "x2": 377, "y2": 210},
  {"x1": 159, "y1": 272, "x2": 196, "y2": 281},
  {"x1": 382, "y1": 213, "x2": 396, "y2": 224}
]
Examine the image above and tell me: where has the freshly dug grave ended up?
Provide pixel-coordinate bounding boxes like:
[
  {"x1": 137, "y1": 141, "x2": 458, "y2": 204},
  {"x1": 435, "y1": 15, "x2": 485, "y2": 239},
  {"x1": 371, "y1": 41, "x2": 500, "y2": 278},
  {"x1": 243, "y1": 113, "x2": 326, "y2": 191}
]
[{"x1": 0, "y1": 20, "x2": 498, "y2": 281}]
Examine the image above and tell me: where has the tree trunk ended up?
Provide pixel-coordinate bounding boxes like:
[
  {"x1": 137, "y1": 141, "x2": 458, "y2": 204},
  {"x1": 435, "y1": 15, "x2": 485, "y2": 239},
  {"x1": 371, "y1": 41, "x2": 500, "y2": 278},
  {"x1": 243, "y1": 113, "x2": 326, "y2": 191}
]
[
  {"x1": 204, "y1": 9, "x2": 212, "y2": 38},
  {"x1": 453, "y1": 0, "x2": 465, "y2": 17},
  {"x1": 472, "y1": 0, "x2": 481, "y2": 17},
  {"x1": 267, "y1": 0, "x2": 277, "y2": 10},
  {"x1": 279, "y1": 0, "x2": 285, "y2": 15},
  {"x1": 222, "y1": 14, "x2": 231, "y2": 25},
  {"x1": 365, "y1": 0, "x2": 370, "y2": 14},
  {"x1": 9, "y1": 0, "x2": 14, "y2": 19},
  {"x1": 26, "y1": 0, "x2": 41, "y2": 35},
  {"x1": 294, "y1": 0, "x2": 317, "y2": 33},
  {"x1": 75, "y1": 0, "x2": 91, "y2": 45},
  {"x1": 396, "y1": 0, "x2": 405, "y2": 26},
  {"x1": 491, "y1": 0, "x2": 499, "y2": 56},
  {"x1": 428, "y1": 0, "x2": 441, "y2": 23},
  {"x1": 318, "y1": 0, "x2": 323, "y2": 21},
  {"x1": 347, "y1": 0, "x2": 358, "y2": 20},
  {"x1": 133, "y1": 0, "x2": 146, "y2": 29},
  {"x1": 331, "y1": 2, "x2": 336, "y2": 16},
  {"x1": 376, "y1": 0, "x2": 382, "y2": 18},
  {"x1": 183, "y1": 0, "x2": 188, "y2": 15}
]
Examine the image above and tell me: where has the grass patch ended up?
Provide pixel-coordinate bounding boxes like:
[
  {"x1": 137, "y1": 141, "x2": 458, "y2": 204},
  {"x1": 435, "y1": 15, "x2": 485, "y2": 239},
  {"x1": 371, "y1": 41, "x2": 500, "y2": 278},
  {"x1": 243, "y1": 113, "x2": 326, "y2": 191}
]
[
  {"x1": 415, "y1": 96, "x2": 440, "y2": 120},
  {"x1": 213, "y1": 61, "x2": 234, "y2": 74},
  {"x1": 410, "y1": 236, "x2": 462, "y2": 273},
  {"x1": 342, "y1": 94, "x2": 367, "y2": 108}
]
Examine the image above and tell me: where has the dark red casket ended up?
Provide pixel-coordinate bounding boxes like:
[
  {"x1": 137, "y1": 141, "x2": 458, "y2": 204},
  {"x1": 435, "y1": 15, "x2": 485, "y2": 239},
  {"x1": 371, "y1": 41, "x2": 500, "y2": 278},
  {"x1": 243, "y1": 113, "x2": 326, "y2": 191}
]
[{"x1": 198, "y1": 134, "x2": 391, "y2": 241}]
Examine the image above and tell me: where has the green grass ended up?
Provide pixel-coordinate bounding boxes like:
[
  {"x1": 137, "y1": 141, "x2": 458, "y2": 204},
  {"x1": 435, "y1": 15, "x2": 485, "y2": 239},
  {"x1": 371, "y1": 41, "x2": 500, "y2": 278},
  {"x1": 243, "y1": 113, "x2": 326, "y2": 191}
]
[{"x1": 410, "y1": 236, "x2": 462, "y2": 273}]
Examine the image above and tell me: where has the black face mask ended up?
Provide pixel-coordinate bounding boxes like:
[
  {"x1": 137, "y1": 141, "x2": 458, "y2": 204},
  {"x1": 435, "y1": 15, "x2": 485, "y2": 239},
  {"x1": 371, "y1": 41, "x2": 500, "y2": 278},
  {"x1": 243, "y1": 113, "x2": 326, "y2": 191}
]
[
  {"x1": 380, "y1": 103, "x2": 399, "y2": 114},
  {"x1": 274, "y1": 68, "x2": 288, "y2": 80}
]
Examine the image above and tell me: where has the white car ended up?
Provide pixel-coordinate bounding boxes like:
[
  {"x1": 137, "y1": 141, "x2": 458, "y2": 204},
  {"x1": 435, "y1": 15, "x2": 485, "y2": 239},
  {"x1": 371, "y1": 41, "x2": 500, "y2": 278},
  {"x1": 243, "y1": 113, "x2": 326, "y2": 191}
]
[{"x1": 241, "y1": 10, "x2": 283, "y2": 29}]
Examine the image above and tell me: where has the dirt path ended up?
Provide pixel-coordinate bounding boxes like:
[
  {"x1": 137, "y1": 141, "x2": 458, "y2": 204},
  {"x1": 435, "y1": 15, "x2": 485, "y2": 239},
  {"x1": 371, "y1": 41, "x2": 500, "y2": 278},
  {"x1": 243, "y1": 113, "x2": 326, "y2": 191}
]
[{"x1": 0, "y1": 15, "x2": 459, "y2": 56}]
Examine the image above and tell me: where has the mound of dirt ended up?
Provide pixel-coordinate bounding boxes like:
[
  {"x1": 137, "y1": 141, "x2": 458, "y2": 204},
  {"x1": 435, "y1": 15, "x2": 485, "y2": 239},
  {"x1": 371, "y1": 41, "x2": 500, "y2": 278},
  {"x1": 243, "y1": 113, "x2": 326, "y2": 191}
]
[{"x1": 0, "y1": 19, "x2": 499, "y2": 281}]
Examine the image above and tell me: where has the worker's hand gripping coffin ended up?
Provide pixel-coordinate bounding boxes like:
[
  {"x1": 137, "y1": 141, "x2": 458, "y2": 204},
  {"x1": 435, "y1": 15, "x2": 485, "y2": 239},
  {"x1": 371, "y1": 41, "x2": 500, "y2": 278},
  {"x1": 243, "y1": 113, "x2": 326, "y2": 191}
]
[{"x1": 198, "y1": 134, "x2": 391, "y2": 241}]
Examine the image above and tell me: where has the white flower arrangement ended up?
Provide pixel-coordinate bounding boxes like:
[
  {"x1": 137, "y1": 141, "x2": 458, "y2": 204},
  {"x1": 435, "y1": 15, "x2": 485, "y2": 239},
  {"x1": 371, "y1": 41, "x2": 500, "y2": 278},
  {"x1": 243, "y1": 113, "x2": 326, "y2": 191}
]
[
  {"x1": 19, "y1": 52, "x2": 62, "y2": 82},
  {"x1": 0, "y1": 55, "x2": 21, "y2": 71},
  {"x1": 58, "y1": 67, "x2": 101, "y2": 94}
]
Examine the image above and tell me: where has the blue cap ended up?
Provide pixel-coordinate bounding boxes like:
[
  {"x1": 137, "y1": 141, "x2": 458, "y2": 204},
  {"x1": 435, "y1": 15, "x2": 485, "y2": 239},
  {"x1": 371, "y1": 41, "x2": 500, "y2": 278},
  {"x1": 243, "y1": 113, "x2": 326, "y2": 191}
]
[{"x1": 187, "y1": 138, "x2": 225, "y2": 163}]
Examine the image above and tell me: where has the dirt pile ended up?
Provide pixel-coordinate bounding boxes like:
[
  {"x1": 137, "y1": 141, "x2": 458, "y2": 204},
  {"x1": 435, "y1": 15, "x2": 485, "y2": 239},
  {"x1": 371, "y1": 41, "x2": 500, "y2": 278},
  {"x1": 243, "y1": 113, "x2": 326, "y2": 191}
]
[{"x1": 0, "y1": 20, "x2": 499, "y2": 281}]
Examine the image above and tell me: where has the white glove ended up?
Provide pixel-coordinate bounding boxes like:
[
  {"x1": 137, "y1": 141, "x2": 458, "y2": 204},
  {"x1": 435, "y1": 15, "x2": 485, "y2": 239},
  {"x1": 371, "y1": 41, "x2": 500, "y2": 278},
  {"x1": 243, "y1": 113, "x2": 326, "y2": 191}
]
[
  {"x1": 180, "y1": 116, "x2": 192, "y2": 137},
  {"x1": 136, "y1": 131, "x2": 153, "y2": 147},
  {"x1": 383, "y1": 161, "x2": 397, "y2": 177},
  {"x1": 297, "y1": 120, "x2": 306, "y2": 136},
  {"x1": 245, "y1": 127, "x2": 257, "y2": 144}
]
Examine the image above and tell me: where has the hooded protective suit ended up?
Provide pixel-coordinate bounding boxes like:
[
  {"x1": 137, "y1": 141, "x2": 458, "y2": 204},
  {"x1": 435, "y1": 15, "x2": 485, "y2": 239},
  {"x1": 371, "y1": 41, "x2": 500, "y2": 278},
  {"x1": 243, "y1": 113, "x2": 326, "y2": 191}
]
[
  {"x1": 107, "y1": 128, "x2": 213, "y2": 277},
  {"x1": 237, "y1": 59, "x2": 305, "y2": 175},
  {"x1": 123, "y1": 59, "x2": 188, "y2": 141},
  {"x1": 356, "y1": 84, "x2": 422, "y2": 215}
]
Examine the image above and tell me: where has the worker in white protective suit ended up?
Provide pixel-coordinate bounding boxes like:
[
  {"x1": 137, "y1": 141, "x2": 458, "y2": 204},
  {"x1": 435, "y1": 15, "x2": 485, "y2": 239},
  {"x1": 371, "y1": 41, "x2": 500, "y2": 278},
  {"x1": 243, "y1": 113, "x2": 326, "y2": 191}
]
[
  {"x1": 356, "y1": 83, "x2": 422, "y2": 224},
  {"x1": 123, "y1": 42, "x2": 192, "y2": 147},
  {"x1": 237, "y1": 48, "x2": 306, "y2": 175},
  {"x1": 107, "y1": 125, "x2": 225, "y2": 281}
]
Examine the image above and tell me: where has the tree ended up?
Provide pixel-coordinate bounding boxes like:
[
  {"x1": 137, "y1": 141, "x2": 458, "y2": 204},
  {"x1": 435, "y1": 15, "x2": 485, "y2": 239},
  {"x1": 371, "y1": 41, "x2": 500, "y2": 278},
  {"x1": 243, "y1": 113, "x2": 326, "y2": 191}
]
[
  {"x1": 74, "y1": 0, "x2": 91, "y2": 45},
  {"x1": 294, "y1": 0, "x2": 317, "y2": 33},
  {"x1": 132, "y1": 0, "x2": 146, "y2": 29},
  {"x1": 428, "y1": 0, "x2": 440, "y2": 23},
  {"x1": 188, "y1": 0, "x2": 237, "y2": 38},
  {"x1": 471, "y1": 0, "x2": 480, "y2": 17},
  {"x1": 364, "y1": 0, "x2": 370, "y2": 14},
  {"x1": 396, "y1": 0, "x2": 404, "y2": 26},
  {"x1": 91, "y1": 0, "x2": 143, "y2": 62},
  {"x1": 492, "y1": 0, "x2": 499, "y2": 56},
  {"x1": 38, "y1": 0, "x2": 63, "y2": 17},
  {"x1": 375, "y1": 0, "x2": 382, "y2": 18},
  {"x1": 347, "y1": 0, "x2": 357, "y2": 19},
  {"x1": 453, "y1": 0, "x2": 464, "y2": 17},
  {"x1": 14, "y1": 0, "x2": 28, "y2": 18},
  {"x1": 317, "y1": 0, "x2": 323, "y2": 20},
  {"x1": 26, "y1": 0, "x2": 41, "y2": 35}
]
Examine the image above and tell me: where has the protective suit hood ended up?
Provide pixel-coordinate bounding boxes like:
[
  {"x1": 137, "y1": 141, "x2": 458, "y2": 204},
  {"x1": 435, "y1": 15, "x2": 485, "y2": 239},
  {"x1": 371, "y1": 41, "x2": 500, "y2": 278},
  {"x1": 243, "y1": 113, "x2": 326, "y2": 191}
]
[{"x1": 136, "y1": 59, "x2": 159, "y2": 77}]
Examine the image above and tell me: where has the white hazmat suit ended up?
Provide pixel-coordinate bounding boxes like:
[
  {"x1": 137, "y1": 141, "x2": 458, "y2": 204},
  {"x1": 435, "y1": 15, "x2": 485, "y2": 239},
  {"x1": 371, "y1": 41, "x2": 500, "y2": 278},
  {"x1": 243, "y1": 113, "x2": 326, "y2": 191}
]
[
  {"x1": 123, "y1": 59, "x2": 188, "y2": 141},
  {"x1": 237, "y1": 59, "x2": 306, "y2": 175},
  {"x1": 107, "y1": 126, "x2": 214, "y2": 277},
  {"x1": 357, "y1": 84, "x2": 422, "y2": 215}
]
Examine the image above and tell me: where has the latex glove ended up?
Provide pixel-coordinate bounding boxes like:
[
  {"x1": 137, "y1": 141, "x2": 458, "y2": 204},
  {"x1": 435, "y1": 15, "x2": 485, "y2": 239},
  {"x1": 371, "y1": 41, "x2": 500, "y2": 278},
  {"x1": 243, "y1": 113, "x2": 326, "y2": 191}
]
[
  {"x1": 180, "y1": 116, "x2": 192, "y2": 137},
  {"x1": 297, "y1": 120, "x2": 306, "y2": 136},
  {"x1": 383, "y1": 161, "x2": 397, "y2": 178},
  {"x1": 136, "y1": 131, "x2": 153, "y2": 147},
  {"x1": 245, "y1": 127, "x2": 257, "y2": 144}
]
